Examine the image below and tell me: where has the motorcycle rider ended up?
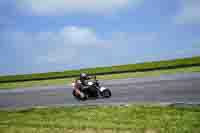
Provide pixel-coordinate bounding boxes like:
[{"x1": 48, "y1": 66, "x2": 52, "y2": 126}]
[
  {"x1": 80, "y1": 73, "x2": 91, "y2": 86},
  {"x1": 75, "y1": 73, "x2": 92, "y2": 98},
  {"x1": 79, "y1": 73, "x2": 93, "y2": 90}
]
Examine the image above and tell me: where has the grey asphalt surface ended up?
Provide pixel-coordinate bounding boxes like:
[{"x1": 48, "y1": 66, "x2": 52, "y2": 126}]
[{"x1": 0, "y1": 73, "x2": 200, "y2": 110}]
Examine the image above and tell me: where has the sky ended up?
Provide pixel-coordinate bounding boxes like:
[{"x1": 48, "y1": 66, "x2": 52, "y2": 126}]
[{"x1": 0, "y1": 0, "x2": 200, "y2": 75}]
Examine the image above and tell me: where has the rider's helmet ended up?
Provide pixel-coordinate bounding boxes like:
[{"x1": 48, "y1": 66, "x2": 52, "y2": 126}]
[{"x1": 80, "y1": 73, "x2": 88, "y2": 80}]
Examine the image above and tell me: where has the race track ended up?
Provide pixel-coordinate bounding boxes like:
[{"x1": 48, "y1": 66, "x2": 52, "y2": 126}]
[{"x1": 0, "y1": 73, "x2": 200, "y2": 109}]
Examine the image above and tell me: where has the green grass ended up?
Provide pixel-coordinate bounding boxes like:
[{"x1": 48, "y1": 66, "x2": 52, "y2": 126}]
[
  {"x1": 97, "y1": 66, "x2": 200, "y2": 80},
  {"x1": 0, "y1": 105, "x2": 200, "y2": 133},
  {"x1": 0, "y1": 78, "x2": 74, "y2": 89},
  {"x1": 0, "y1": 56, "x2": 200, "y2": 83},
  {"x1": 0, "y1": 66, "x2": 200, "y2": 89}
]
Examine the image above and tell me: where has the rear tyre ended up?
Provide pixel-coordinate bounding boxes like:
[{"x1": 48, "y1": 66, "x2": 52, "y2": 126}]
[
  {"x1": 72, "y1": 90, "x2": 77, "y2": 97},
  {"x1": 102, "y1": 89, "x2": 111, "y2": 98}
]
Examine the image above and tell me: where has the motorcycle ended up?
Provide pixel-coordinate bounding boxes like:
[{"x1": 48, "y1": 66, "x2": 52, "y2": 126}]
[{"x1": 72, "y1": 76, "x2": 112, "y2": 100}]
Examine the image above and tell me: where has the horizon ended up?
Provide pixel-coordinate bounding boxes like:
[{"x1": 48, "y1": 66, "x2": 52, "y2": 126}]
[{"x1": 0, "y1": 55, "x2": 198, "y2": 76}]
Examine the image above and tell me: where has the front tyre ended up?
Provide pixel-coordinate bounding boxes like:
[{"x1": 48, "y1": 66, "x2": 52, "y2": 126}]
[{"x1": 102, "y1": 89, "x2": 111, "y2": 98}]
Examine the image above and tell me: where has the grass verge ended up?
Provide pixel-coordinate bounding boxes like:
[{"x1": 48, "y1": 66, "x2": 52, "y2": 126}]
[
  {"x1": 0, "y1": 105, "x2": 200, "y2": 133},
  {"x1": 0, "y1": 66, "x2": 200, "y2": 89},
  {"x1": 0, "y1": 56, "x2": 200, "y2": 83}
]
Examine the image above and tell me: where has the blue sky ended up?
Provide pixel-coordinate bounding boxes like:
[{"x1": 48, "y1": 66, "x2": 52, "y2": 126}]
[{"x1": 0, "y1": 0, "x2": 200, "y2": 75}]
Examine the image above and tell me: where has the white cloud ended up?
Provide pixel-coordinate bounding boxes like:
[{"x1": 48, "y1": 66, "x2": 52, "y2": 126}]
[
  {"x1": 6, "y1": 26, "x2": 112, "y2": 64},
  {"x1": 61, "y1": 26, "x2": 104, "y2": 46},
  {"x1": 175, "y1": 0, "x2": 200, "y2": 24},
  {"x1": 17, "y1": 0, "x2": 143, "y2": 15}
]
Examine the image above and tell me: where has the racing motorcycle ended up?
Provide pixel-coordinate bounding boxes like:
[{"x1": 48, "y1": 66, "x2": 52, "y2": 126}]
[{"x1": 72, "y1": 76, "x2": 111, "y2": 100}]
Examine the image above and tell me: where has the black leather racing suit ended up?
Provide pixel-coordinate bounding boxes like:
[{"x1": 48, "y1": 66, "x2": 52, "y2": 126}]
[{"x1": 79, "y1": 76, "x2": 92, "y2": 91}]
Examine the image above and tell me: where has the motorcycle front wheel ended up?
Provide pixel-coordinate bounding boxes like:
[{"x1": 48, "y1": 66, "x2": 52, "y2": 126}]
[{"x1": 102, "y1": 89, "x2": 112, "y2": 98}]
